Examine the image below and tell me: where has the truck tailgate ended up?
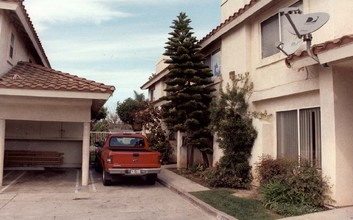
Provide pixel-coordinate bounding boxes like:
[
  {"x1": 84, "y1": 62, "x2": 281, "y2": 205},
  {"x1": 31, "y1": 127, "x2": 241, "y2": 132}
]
[{"x1": 110, "y1": 151, "x2": 160, "y2": 168}]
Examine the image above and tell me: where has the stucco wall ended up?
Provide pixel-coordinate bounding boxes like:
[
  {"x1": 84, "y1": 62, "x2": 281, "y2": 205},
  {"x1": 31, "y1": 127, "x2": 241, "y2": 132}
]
[
  {"x1": 4, "y1": 120, "x2": 84, "y2": 168},
  {"x1": 0, "y1": 96, "x2": 92, "y2": 122},
  {"x1": 0, "y1": 96, "x2": 92, "y2": 168},
  {"x1": 221, "y1": 24, "x2": 251, "y2": 86},
  {"x1": 331, "y1": 66, "x2": 353, "y2": 206},
  {"x1": 5, "y1": 140, "x2": 82, "y2": 168}
]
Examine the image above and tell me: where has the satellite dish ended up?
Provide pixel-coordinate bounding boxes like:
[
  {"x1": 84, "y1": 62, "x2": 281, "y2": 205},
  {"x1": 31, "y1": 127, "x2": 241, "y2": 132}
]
[
  {"x1": 276, "y1": 36, "x2": 302, "y2": 56},
  {"x1": 277, "y1": 8, "x2": 330, "y2": 63},
  {"x1": 287, "y1": 12, "x2": 330, "y2": 36}
]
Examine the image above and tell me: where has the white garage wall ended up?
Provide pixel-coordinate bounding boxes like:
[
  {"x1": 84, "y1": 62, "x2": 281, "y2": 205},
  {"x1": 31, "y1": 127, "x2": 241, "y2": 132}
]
[{"x1": 5, "y1": 120, "x2": 84, "y2": 168}]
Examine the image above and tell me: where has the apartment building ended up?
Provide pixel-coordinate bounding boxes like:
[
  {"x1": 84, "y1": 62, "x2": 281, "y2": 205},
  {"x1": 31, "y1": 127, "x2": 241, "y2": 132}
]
[{"x1": 142, "y1": 0, "x2": 353, "y2": 206}]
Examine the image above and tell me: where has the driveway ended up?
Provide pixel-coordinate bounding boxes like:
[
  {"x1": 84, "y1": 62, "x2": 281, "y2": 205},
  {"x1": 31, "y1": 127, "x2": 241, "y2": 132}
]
[{"x1": 0, "y1": 169, "x2": 215, "y2": 220}]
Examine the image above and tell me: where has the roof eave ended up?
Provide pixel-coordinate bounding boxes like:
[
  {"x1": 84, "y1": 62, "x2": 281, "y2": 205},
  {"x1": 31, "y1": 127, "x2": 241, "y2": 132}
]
[
  {"x1": 14, "y1": 3, "x2": 50, "y2": 67},
  {"x1": 0, "y1": 1, "x2": 17, "y2": 10},
  {"x1": 199, "y1": 0, "x2": 272, "y2": 48},
  {"x1": 140, "y1": 68, "x2": 168, "y2": 90},
  {"x1": 0, "y1": 88, "x2": 112, "y2": 100},
  {"x1": 0, "y1": 1, "x2": 50, "y2": 67},
  {"x1": 286, "y1": 41, "x2": 353, "y2": 69}
]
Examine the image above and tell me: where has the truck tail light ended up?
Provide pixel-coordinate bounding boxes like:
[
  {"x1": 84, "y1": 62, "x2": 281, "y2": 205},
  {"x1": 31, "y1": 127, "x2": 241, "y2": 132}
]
[
  {"x1": 107, "y1": 156, "x2": 112, "y2": 164},
  {"x1": 158, "y1": 154, "x2": 162, "y2": 164}
]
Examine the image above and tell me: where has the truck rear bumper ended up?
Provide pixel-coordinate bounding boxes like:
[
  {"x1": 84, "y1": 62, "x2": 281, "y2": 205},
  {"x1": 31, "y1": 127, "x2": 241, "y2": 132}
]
[{"x1": 107, "y1": 168, "x2": 161, "y2": 175}]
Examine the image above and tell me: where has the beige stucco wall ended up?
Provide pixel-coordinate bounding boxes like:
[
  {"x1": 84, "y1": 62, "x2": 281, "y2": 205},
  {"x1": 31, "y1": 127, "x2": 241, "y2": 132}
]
[
  {"x1": 0, "y1": 10, "x2": 36, "y2": 76},
  {"x1": 152, "y1": 79, "x2": 166, "y2": 104},
  {"x1": 0, "y1": 96, "x2": 92, "y2": 122},
  {"x1": 330, "y1": 66, "x2": 353, "y2": 206},
  {"x1": 148, "y1": 57, "x2": 168, "y2": 103}
]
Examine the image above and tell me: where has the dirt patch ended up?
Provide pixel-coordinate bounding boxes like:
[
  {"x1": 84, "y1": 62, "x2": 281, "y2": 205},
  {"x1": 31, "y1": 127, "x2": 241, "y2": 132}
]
[
  {"x1": 168, "y1": 168, "x2": 210, "y2": 188},
  {"x1": 232, "y1": 188, "x2": 260, "y2": 199}
]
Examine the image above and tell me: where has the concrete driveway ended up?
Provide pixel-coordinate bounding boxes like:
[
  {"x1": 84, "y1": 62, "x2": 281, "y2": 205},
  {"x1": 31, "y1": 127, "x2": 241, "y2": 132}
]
[{"x1": 0, "y1": 169, "x2": 215, "y2": 220}]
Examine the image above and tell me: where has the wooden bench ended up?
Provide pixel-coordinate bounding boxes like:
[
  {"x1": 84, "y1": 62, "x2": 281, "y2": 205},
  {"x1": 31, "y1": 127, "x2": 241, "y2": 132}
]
[{"x1": 4, "y1": 150, "x2": 64, "y2": 167}]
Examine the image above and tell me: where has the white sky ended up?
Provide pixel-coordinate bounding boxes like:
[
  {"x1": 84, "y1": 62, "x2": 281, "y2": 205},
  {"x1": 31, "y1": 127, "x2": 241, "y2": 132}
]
[{"x1": 24, "y1": 0, "x2": 221, "y2": 111}]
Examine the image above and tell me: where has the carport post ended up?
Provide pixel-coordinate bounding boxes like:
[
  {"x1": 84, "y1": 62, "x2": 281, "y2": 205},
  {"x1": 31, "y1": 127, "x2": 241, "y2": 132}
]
[
  {"x1": 0, "y1": 119, "x2": 5, "y2": 187},
  {"x1": 82, "y1": 122, "x2": 90, "y2": 186}
]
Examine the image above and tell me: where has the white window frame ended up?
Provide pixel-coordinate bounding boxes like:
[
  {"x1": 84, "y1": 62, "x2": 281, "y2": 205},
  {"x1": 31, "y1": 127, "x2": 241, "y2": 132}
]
[
  {"x1": 260, "y1": 0, "x2": 303, "y2": 59},
  {"x1": 276, "y1": 107, "x2": 321, "y2": 168}
]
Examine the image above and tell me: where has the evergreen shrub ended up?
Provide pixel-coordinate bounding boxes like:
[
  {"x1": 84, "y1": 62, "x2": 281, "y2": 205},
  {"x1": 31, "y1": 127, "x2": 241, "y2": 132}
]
[{"x1": 256, "y1": 156, "x2": 333, "y2": 216}]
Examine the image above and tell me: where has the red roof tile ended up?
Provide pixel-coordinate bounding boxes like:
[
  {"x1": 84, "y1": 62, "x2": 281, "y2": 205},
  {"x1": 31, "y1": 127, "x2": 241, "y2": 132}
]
[
  {"x1": 286, "y1": 34, "x2": 353, "y2": 64},
  {"x1": 0, "y1": 62, "x2": 115, "y2": 94}
]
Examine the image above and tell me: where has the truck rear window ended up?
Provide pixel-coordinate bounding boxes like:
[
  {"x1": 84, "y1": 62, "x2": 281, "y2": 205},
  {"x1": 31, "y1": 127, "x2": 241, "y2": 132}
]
[{"x1": 109, "y1": 137, "x2": 145, "y2": 148}]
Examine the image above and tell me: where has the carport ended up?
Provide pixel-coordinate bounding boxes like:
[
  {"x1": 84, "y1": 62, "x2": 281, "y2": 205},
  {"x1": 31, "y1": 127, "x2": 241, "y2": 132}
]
[{"x1": 0, "y1": 62, "x2": 115, "y2": 186}]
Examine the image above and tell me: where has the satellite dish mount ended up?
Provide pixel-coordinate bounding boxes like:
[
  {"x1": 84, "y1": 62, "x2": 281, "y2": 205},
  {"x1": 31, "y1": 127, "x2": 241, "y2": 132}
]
[{"x1": 276, "y1": 7, "x2": 330, "y2": 63}]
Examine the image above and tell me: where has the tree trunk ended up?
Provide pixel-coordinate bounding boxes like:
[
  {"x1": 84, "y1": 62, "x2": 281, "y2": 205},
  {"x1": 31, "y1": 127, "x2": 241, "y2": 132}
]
[
  {"x1": 201, "y1": 151, "x2": 210, "y2": 168},
  {"x1": 187, "y1": 145, "x2": 194, "y2": 169}
]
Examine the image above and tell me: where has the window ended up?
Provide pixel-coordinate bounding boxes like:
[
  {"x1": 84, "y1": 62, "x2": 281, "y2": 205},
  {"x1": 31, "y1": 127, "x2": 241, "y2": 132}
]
[
  {"x1": 205, "y1": 49, "x2": 221, "y2": 76},
  {"x1": 150, "y1": 86, "x2": 155, "y2": 101},
  {"x1": 277, "y1": 110, "x2": 298, "y2": 160},
  {"x1": 277, "y1": 107, "x2": 321, "y2": 168},
  {"x1": 109, "y1": 136, "x2": 145, "y2": 148},
  {"x1": 261, "y1": 14, "x2": 280, "y2": 58},
  {"x1": 9, "y1": 33, "x2": 15, "y2": 59},
  {"x1": 260, "y1": 0, "x2": 303, "y2": 58}
]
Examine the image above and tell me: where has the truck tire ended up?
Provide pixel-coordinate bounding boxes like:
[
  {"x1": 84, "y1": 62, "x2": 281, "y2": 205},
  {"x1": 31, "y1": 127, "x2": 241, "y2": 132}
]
[
  {"x1": 102, "y1": 170, "x2": 112, "y2": 186},
  {"x1": 94, "y1": 158, "x2": 102, "y2": 172},
  {"x1": 146, "y1": 174, "x2": 157, "y2": 185}
]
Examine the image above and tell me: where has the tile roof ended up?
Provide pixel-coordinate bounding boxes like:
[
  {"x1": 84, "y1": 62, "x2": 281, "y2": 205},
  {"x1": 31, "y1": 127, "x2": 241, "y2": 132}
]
[
  {"x1": 199, "y1": 0, "x2": 259, "y2": 44},
  {"x1": 0, "y1": 62, "x2": 115, "y2": 94},
  {"x1": 285, "y1": 34, "x2": 353, "y2": 64}
]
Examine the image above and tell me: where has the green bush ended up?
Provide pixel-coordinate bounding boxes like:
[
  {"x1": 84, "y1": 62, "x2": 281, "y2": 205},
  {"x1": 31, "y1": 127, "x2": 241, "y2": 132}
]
[
  {"x1": 147, "y1": 133, "x2": 173, "y2": 164},
  {"x1": 256, "y1": 156, "x2": 332, "y2": 216},
  {"x1": 210, "y1": 73, "x2": 260, "y2": 189},
  {"x1": 198, "y1": 162, "x2": 252, "y2": 189}
]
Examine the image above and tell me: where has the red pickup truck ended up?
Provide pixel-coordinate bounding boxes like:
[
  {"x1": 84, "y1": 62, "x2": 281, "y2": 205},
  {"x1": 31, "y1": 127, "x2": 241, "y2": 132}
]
[{"x1": 94, "y1": 132, "x2": 161, "y2": 186}]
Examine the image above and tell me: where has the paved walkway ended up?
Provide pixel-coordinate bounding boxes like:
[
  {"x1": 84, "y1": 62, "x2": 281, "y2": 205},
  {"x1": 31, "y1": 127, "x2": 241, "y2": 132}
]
[
  {"x1": 158, "y1": 165, "x2": 353, "y2": 220},
  {"x1": 158, "y1": 165, "x2": 237, "y2": 220}
]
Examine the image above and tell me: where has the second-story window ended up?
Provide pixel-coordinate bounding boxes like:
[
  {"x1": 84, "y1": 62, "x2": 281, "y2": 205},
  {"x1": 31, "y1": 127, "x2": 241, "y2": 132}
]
[
  {"x1": 205, "y1": 49, "x2": 221, "y2": 77},
  {"x1": 261, "y1": 14, "x2": 279, "y2": 58},
  {"x1": 261, "y1": 0, "x2": 303, "y2": 58},
  {"x1": 9, "y1": 33, "x2": 15, "y2": 59},
  {"x1": 150, "y1": 86, "x2": 155, "y2": 101}
]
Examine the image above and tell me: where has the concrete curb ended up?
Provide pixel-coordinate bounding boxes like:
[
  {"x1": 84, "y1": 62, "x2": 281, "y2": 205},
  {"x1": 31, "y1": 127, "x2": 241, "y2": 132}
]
[{"x1": 157, "y1": 177, "x2": 238, "y2": 220}]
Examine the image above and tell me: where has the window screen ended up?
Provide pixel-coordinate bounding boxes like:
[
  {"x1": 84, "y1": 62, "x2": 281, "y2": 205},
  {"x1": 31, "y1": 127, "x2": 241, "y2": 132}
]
[
  {"x1": 300, "y1": 108, "x2": 321, "y2": 168},
  {"x1": 261, "y1": 14, "x2": 280, "y2": 58},
  {"x1": 277, "y1": 107, "x2": 321, "y2": 168},
  {"x1": 277, "y1": 110, "x2": 298, "y2": 160},
  {"x1": 261, "y1": 0, "x2": 303, "y2": 58}
]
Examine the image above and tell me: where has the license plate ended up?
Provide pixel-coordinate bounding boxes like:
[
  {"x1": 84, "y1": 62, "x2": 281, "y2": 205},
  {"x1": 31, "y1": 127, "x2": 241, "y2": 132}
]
[{"x1": 130, "y1": 169, "x2": 141, "y2": 175}]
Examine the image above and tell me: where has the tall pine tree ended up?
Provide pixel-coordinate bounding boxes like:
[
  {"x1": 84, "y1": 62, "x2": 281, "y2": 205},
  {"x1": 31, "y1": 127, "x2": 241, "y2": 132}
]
[{"x1": 162, "y1": 12, "x2": 214, "y2": 168}]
